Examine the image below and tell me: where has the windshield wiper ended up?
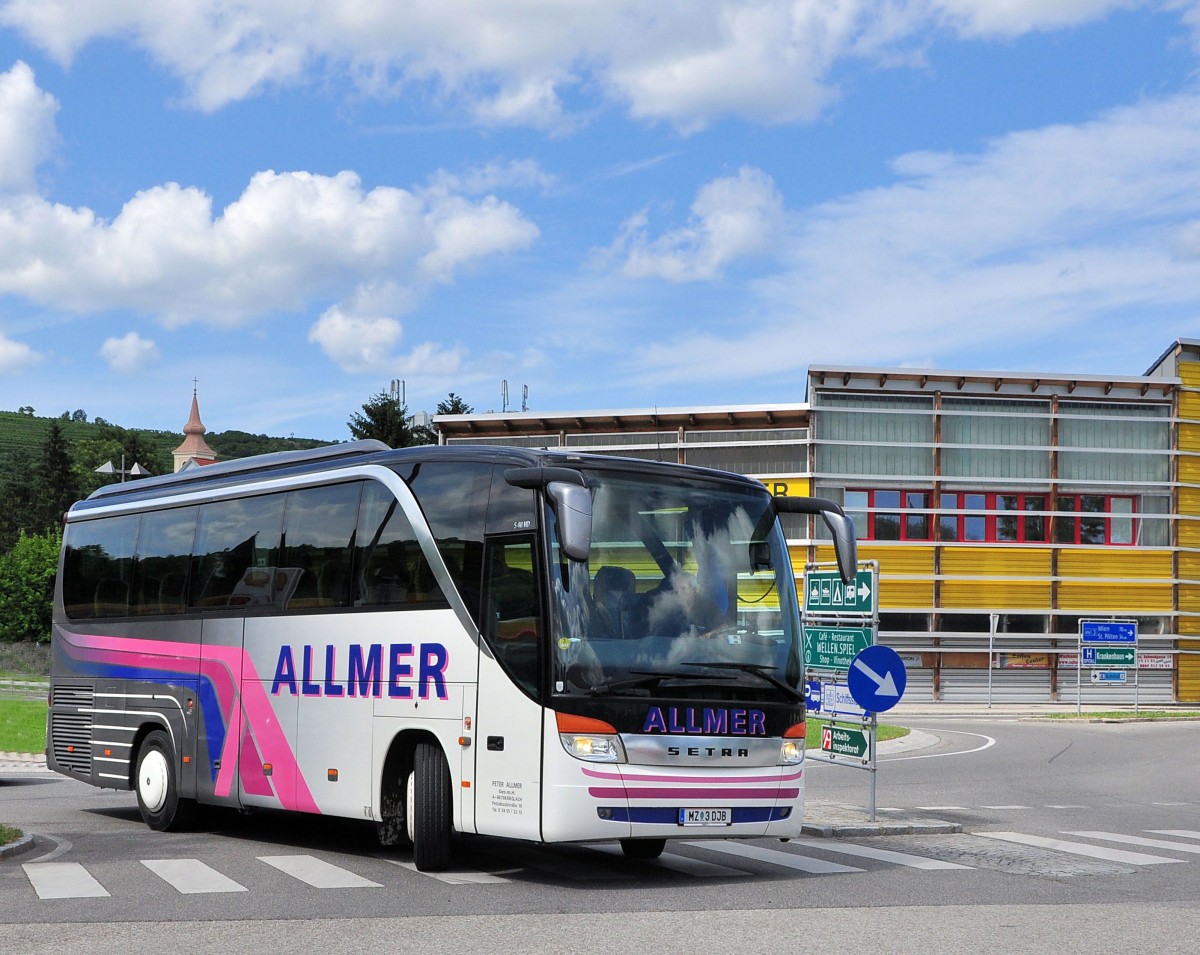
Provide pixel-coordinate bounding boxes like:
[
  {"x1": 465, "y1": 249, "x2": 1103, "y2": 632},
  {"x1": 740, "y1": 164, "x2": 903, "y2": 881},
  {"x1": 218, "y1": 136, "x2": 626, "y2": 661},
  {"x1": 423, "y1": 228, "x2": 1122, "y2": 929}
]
[
  {"x1": 679, "y1": 661, "x2": 803, "y2": 704},
  {"x1": 584, "y1": 668, "x2": 736, "y2": 697}
]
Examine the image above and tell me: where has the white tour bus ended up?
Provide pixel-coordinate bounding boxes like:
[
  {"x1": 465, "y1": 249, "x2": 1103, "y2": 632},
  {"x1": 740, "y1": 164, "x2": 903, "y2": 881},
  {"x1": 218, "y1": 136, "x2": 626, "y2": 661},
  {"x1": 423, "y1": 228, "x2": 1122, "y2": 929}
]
[{"x1": 48, "y1": 441, "x2": 855, "y2": 870}]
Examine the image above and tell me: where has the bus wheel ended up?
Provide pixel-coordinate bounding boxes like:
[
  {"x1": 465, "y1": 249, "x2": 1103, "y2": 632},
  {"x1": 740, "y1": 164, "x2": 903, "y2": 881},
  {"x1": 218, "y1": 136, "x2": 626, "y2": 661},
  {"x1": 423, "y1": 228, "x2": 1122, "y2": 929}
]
[
  {"x1": 406, "y1": 742, "x2": 451, "y2": 872},
  {"x1": 377, "y1": 769, "x2": 413, "y2": 849},
  {"x1": 620, "y1": 838, "x2": 666, "y2": 860},
  {"x1": 135, "y1": 730, "x2": 195, "y2": 832}
]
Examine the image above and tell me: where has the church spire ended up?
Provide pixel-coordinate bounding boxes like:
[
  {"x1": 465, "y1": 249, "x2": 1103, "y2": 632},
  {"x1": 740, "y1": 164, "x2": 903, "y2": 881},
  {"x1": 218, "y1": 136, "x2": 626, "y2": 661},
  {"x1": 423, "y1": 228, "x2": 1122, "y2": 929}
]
[{"x1": 172, "y1": 381, "x2": 218, "y2": 472}]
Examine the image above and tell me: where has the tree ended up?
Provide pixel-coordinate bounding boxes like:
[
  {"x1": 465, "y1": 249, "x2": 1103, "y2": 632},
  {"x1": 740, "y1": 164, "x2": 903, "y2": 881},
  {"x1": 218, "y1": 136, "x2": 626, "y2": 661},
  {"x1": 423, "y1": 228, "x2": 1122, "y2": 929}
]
[
  {"x1": 0, "y1": 447, "x2": 37, "y2": 552},
  {"x1": 71, "y1": 409, "x2": 87, "y2": 422},
  {"x1": 0, "y1": 529, "x2": 60, "y2": 642},
  {"x1": 436, "y1": 393, "x2": 474, "y2": 416},
  {"x1": 33, "y1": 423, "x2": 79, "y2": 536},
  {"x1": 348, "y1": 391, "x2": 433, "y2": 448}
]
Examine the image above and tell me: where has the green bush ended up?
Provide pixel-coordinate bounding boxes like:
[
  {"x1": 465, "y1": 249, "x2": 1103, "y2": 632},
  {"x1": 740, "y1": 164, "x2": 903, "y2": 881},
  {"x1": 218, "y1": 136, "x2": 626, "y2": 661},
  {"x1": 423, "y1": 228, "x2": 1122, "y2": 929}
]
[{"x1": 0, "y1": 529, "x2": 60, "y2": 643}]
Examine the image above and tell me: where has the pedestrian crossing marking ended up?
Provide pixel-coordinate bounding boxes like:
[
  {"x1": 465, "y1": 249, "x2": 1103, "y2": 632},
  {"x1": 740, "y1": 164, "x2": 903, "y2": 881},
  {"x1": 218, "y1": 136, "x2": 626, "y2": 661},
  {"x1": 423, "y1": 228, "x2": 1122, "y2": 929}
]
[
  {"x1": 790, "y1": 838, "x2": 972, "y2": 870},
  {"x1": 22, "y1": 862, "x2": 110, "y2": 899},
  {"x1": 258, "y1": 854, "x2": 382, "y2": 888},
  {"x1": 1148, "y1": 830, "x2": 1200, "y2": 840},
  {"x1": 1063, "y1": 832, "x2": 1200, "y2": 856},
  {"x1": 978, "y1": 832, "x2": 1185, "y2": 866},
  {"x1": 686, "y1": 840, "x2": 862, "y2": 874},
  {"x1": 386, "y1": 860, "x2": 512, "y2": 884},
  {"x1": 142, "y1": 859, "x2": 248, "y2": 894},
  {"x1": 916, "y1": 806, "x2": 968, "y2": 812}
]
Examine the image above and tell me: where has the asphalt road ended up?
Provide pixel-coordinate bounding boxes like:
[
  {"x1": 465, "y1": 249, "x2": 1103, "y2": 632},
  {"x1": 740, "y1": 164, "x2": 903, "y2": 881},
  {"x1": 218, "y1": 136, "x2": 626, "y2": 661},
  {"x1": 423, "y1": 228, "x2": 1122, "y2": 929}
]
[{"x1": 2, "y1": 716, "x2": 1198, "y2": 953}]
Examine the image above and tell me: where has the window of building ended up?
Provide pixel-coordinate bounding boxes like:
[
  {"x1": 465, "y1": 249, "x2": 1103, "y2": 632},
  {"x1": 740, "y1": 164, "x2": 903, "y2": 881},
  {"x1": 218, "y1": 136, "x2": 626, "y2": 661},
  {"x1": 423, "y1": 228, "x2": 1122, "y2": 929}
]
[{"x1": 845, "y1": 489, "x2": 1135, "y2": 545}]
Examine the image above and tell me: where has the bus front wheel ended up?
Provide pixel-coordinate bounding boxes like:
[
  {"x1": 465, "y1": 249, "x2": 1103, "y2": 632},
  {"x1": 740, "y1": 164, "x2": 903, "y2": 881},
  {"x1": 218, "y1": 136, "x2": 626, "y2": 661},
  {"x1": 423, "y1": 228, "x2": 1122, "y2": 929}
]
[
  {"x1": 134, "y1": 729, "x2": 195, "y2": 832},
  {"x1": 406, "y1": 742, "x2": 452, "y2": 872}
]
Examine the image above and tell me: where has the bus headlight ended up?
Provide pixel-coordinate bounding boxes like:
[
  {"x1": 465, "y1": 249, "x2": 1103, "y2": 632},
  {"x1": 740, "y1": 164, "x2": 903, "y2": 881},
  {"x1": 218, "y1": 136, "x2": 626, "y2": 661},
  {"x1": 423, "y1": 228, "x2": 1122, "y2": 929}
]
[
  {"x1": 555, "y1": 711, "x2": 627, "y2": 763},
  {"x1": 559, "y1": 733, "x2": 627, "y2": 762},
  {"x1": 779, "y1": 721, "x2": 806, "y2": 765}
]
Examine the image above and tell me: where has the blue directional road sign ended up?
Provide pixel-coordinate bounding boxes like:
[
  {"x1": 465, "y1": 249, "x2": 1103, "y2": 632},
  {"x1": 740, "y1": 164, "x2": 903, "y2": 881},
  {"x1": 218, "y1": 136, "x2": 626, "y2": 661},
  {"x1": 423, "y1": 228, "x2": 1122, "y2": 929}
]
[
  {"x1": 805, "y1": 680, "x2": 822, "y2": 713},
  {"x1": 1080, "y1": 620, "x2": 1137, "y2": 644},
  {"x1": 847, "y1": 645, "x2": 907, "y2": 714}
]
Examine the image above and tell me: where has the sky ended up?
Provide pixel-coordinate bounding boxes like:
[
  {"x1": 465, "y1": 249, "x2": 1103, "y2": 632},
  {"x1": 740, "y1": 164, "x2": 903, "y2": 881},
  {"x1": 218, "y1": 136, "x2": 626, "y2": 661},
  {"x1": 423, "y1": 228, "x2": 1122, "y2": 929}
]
[{"x1": 1, "y1": 2, "x2": 1200, "y2": 442}]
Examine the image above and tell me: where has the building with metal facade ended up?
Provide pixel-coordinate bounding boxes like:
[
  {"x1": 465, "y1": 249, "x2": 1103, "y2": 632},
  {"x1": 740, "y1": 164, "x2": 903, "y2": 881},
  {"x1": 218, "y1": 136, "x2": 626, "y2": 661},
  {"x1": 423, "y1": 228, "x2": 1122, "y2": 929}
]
[{"x1": 435, "y1": 340, "x2": 1200, "y2": 704}]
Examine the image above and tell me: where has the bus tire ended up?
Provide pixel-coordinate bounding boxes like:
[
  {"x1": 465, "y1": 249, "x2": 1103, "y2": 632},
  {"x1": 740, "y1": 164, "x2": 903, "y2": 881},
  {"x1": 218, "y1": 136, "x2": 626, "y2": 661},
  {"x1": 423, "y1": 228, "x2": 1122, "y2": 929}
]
[
  {"x1": 406, "y1": 742, "x2": 452, "y2": 872},
  {"x1": 134, "y1": 729, "x2": 195, "y2": 832},
  {"x1": 620, "y1": 838, "x2": 666, "y2": 860}
]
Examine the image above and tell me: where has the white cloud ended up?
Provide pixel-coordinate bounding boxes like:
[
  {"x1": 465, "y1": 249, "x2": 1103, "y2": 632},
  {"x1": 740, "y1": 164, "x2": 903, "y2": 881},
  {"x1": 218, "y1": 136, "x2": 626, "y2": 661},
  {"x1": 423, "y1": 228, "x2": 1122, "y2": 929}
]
[
  {"x1": 613, "y1": 166, "x2": 786, "y2": 281},
  {"x1": 627, "y1": 91, "x2": 1200, "y2": 383},
  {"x1": 0, "y1": 167, "x2": 538, "y2": 325},
  {"x1": 0, "y1": 61, "x2": 58, "y2": 193},
  {"x1": 0, "y1": 0, "x2": 1174, "y2": 129},
  {"x1": 308, "y1": 305, "x2": 463, "y2": 375},
  {"x1": 0, "y1": 330, "x2": 41, "y2": 372},
  {"x1": 100, "y1": 331, "x2": 160, "y2": 372}
]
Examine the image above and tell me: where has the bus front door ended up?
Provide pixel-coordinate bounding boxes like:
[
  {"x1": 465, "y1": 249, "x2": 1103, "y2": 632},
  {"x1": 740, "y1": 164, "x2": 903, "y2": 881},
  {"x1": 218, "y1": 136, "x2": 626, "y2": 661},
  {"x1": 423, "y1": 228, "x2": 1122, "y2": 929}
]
[{"x1": 472, "y1": 647, "x2": 543, "y2": 839}]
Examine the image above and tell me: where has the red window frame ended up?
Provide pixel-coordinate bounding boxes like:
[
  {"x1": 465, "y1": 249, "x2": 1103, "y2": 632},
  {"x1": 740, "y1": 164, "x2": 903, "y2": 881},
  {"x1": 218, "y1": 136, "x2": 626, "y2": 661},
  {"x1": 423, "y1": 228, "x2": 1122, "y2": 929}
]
[{"x1": 846, "y1": 490, "x2": 1136, "y2": 545}]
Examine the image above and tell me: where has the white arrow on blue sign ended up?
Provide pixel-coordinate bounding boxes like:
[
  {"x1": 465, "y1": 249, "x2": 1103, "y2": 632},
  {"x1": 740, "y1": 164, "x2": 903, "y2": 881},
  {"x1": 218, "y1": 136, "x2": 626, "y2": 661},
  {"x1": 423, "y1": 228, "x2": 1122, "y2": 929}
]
[{"x1": 847, "y1": 645, "x2": 907, "y2": 713}]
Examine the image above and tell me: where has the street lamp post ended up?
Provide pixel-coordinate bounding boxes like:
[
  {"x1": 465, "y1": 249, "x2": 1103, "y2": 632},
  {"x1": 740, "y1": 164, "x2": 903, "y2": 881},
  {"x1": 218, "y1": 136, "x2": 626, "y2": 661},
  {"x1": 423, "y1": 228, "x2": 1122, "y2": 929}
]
[{"x1": 95, "y1": 455, "x2": 150, "y2": 483}]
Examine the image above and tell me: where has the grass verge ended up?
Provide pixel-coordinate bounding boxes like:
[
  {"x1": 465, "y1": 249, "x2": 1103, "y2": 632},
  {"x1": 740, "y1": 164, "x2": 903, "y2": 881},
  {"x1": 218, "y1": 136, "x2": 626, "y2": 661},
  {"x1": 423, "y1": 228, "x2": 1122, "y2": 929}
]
[
  {"x1": 0, "y1": 824, "x2": 23, "y2": 847},
  {"x1": 1043, "y1": 710, "x2": 1200, "y2": 720},
  {"x1": 0, "y1": 698, "x2": 46, "y2": 753}
]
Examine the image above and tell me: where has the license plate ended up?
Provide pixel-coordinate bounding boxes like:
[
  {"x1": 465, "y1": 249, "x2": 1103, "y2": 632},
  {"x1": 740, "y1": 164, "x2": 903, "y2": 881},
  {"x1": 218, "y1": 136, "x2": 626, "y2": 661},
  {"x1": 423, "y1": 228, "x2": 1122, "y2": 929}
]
[{"x1": 679, "y1": 807, "x2": 731, "y2": 826}]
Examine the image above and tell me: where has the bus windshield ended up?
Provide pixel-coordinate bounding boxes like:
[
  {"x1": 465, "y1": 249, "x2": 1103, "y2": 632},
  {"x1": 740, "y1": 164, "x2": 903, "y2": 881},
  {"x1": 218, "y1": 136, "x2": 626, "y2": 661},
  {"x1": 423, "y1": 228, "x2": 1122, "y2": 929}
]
[{"x1": 548, "y1": 471, "x2": 802, "y2": 702}]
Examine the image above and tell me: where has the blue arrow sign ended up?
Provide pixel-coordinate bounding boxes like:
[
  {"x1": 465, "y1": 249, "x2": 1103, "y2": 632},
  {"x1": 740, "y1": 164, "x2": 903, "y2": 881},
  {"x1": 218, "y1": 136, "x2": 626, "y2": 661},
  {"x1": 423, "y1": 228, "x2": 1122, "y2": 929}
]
[
  {"x1": 1080, "y1": 620, "x2": 1137, "y2": 644},
  {"x1": 847, "y1": 645, "x2": 907, "y2": 713}
]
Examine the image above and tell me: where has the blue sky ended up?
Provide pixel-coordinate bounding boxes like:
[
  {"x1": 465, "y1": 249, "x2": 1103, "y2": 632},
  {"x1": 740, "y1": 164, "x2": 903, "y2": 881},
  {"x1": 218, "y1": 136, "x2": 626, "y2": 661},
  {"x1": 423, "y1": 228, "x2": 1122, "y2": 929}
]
[{"x1": 1, "y1": 2, "x2": 1200, "y2": 441}]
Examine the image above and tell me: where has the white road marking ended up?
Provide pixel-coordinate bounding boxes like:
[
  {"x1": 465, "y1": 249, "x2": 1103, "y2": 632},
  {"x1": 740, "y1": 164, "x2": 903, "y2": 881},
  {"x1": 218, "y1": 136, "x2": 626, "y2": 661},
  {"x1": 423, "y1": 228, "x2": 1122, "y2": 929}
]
[
  {"x1": 978, "y1": 832, "x2": 1184, "y2": 866},
  {"x1": 586, "y1": 844, "x2": 747, "y2": 878},
  {"x1": 387, "y1": 860, "x2": 511, "y2": 884},
  {"x1": 257, "y1": 855, "x2": 381, "y2": 888},
  {"x1": 1063, "y1": 832, "x2": 1200, "y2": 856},
  {"x1": 22, "y1": 862, "x2": 110, "y2": 899},
  {"x1": 686, "y1": 841, "x2": 862, "y2": 874},
  {"x1": 791, "y1": 838, "x2": 972, "y2": 870},
  {"x1": 141, "y1": 859, "x2": 248, "y2": 894}
]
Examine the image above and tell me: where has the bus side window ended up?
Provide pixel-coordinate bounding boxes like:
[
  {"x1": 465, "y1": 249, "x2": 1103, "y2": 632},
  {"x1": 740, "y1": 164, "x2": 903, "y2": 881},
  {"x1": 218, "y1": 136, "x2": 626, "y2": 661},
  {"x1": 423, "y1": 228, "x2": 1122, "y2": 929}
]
[
  {"x1": 280, "y1": 482, "x2": 361, "y2": 610},
  {"x1": 131, "y1": 506, "x2": 198, "y2": 615},
  {"x1": 190, "y1": 495, "x2": 283, "y2": 609},
  {"x1": 62, "y1": 513, "x2": 140, "y2": 620},
  {"x1": 354, "y1": 481, "x2": 442, "y2": 608}
]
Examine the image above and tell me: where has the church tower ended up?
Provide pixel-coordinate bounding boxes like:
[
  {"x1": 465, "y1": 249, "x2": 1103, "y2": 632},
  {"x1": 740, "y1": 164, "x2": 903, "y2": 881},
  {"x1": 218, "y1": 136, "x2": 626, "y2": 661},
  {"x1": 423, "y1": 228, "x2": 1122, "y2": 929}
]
[{"x1": 172, "y1": 384, "x2": 218, "y2": 472}]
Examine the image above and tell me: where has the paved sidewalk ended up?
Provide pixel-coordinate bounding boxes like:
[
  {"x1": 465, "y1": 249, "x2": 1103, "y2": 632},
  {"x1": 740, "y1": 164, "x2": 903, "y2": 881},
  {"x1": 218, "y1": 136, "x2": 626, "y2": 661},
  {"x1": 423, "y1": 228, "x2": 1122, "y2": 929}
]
[{"x1": 0, "y1": 751, "x2": 49, "y2": 775}]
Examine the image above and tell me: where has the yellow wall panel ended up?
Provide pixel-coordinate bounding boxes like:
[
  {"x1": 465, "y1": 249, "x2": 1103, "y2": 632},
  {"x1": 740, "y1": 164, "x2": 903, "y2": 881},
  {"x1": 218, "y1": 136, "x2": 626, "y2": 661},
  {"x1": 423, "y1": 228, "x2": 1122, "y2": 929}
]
[
  {"x1": 1181, "y1": 644, "x2": 1200, "y2": 702},
  {"x1": 1057, "y1": 549, "x2": 1172, "y2": 580},
  {"x1": 1180, "y1": 487, "x2": 1200, "y2": 515},
  {"x1": 1178, "y1": 588, "x2": 1200, "y2": 613},
  {"x1": 1182, "y1": 390, "x2": 1200, "y2": 419},
  {"x1": 1180, "y1": 455, "x2": 1200, "y2": 483},
  {"x1": 940, "y1": 579, "x2": 1051, "y2": 609},
  {"x1": 1179, "y1": 361, "x2": 1200, "y2": 388},
  {"x1": 1180, "y1": 520, "x2": 1200, "y2": 548},
  {"x1": 1058, "y1": 582, "x2": 1172, "y2": 612},
  {"x1": 940, "y1": 547, "x2": 1051, "y2": 577},
  {"x1": 1179, "y1": 553, "x2": 1200, "y2": 578},
  {"x1": 811, "y1": 544, "x2": 934, "y2": 608}
]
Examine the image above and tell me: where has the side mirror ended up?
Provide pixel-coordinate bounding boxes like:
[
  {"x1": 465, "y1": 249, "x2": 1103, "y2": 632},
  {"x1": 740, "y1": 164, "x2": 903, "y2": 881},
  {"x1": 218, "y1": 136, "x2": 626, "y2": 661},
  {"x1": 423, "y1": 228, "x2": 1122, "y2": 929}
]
[
  {"x1": 774, "y1": 495, "x2": 858, "y2": 584},
  {"x1": 547, "y1": 481, "x2": 593, "y2": 562}
]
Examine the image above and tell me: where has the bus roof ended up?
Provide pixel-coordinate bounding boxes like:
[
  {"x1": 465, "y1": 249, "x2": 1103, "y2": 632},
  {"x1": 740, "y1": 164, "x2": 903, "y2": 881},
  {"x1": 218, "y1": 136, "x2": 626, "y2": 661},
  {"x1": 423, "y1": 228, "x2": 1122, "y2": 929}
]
[{"x1": 70, "y1": 440, "x2": 767, "y2": 516}]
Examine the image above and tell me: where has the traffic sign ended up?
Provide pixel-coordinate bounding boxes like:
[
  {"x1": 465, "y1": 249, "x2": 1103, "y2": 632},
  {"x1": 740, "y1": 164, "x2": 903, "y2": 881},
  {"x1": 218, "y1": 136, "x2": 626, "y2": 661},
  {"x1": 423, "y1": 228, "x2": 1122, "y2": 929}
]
[
  {"x1": 1082, "y1": 646, "x2": 1136, "y2": 668},
  {"x1": 803, "y1": 625, "x2": 872, "y2": 670},
  {"x1": 804, "y1": 569, "x2": 875, "y2": 615},
  {"x1": 1091, "y1": 669, "x2": 1128, "y2": 684},
  {"x1": 805, "y1": 680, "x2": 822, "y2": 713},
  {"x1": 1080, "y1": 620, "x2": 1137, "y2": 644},
  {"x1": 847, "y1": 645, "x2": 907, "y2": 713},
  {"x1": 821, "y1": 724, "x2": 869, "y2": 759}
]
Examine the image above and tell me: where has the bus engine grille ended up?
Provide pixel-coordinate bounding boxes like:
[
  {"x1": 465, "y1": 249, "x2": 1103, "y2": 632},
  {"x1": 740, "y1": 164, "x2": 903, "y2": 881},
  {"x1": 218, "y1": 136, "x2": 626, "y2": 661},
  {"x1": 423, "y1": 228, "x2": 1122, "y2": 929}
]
[{"x1": 51, "y1": 710, "x2": 93, "y2": 774}]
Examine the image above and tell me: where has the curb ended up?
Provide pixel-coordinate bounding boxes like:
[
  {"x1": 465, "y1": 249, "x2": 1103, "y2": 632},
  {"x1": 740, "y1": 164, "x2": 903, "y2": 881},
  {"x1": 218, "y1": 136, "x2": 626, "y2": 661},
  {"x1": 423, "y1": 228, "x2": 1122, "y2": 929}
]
[
  {"x1": 801, "y1": 818, "x2": 962, "y2": 838},
  {"x1": 0, "y1": 832, "x2": 35, "y2": 860}
]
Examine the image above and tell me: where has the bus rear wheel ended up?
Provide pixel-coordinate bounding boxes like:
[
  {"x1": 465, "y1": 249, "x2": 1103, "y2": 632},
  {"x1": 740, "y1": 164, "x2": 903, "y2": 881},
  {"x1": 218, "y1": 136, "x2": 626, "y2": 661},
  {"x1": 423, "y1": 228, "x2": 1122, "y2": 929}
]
[
  {"x1": 406, "y1": 742, "x2": 452, "y2": 872},
  {"x1": 134, "y1": 729, "x2": 195, "y2": 832},
  {"x1": 620, "y1": 838, "x2": 666, "y2": 860}
]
